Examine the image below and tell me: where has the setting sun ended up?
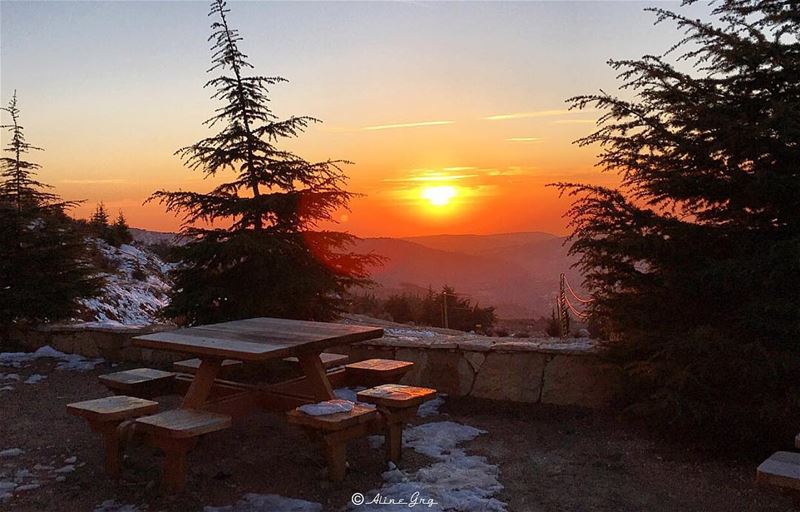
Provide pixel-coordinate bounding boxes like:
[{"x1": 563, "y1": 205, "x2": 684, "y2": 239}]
[{"x1": 421, "y1": 185, "x2": 456, "y2": 207}]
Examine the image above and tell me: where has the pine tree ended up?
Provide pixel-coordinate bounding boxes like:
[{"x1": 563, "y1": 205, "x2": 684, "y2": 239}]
[
  {"x1": 90, "y1": 202, "x2": 109, "y2": 230},
  {"x1": 0, "y1": 92, "x2": 101, "y2": 331},
  {"x1": 111, "y1": 210, "x2": 133, "y2": 246},
  {"x1": 149, "y1": 0, "x2": 381, "y2": 325},
  {"x1": 553, "y1": 0, "x2": 800, "y2": 449}
]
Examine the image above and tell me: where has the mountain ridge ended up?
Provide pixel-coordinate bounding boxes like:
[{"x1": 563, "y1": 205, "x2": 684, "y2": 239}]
[{"x1": 131, "y1": 229, "x2": 579, "y2": 318}]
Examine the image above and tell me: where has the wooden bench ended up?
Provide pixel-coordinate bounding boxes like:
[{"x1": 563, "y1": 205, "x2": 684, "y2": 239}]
[
  {"x1": 99, "y1": 368, "x2": 176, "y2": 399},
  {"x1": 758, "y1": 451, "x2": 800, "y2": 493},
  {"x1": 284, "y1": 352, "x2": 349, "y2": 369},
  {"x1": 358, "y1": 384, "x2": 437, "y2": 462},
  {"x1": 136, "y1": 409, "x2": 232, "y2": 493},
  {"x1": 287, "y1": 403, "x2": 378, "y2": 481},
  {"x1": 345, "y1": 359, "x2": 414, "y2": 386},
  {"x1": 173, "y1": 358, "x2": 243, "y2": 379},
  {"x1": 66, "y1": 395, "x2": 159, "y2": 478}
]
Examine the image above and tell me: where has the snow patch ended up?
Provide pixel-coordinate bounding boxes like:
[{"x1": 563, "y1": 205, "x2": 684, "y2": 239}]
[
  {"x1": 297, "y1": 399, "x2": 354, "y2": 416},
  {"x1": 204, "y1": 493, "x2": 322, "y2": 512},
  {"x1": 24, "y1": 374, "x2": 46, "y2": 385},
  {"x1": 0, "y1": 345, "x2": 103, "y2": 372},
  {"x1": 351, "y1": 421, "x2": 506, "y2": 512},
  {"x1": 94, "y1": 500, "x2": 142, "y2": 512},
  {"x1": 417, "y1": 395, "x2": 446, "y2": 418},
  {"x1": 386, "y1": 328, "x2": 438, "y2": 339}
]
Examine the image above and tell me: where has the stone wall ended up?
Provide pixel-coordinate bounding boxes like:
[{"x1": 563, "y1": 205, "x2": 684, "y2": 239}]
[
  {"x1": 7, "y1": 321, "x2": 621, "y2": 408},
  {"x1": 335, "y1": 336, "x2": 621, "y2": 409},
  {"x1": 7, "y1": 323, "x2": 182, "y2": 365}
]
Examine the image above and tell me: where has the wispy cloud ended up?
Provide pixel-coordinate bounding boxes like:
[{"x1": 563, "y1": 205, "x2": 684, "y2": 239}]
[
  {"x1": 553, "y1": 119, "x2": 597, "y2": 125},
  {"x1": 484, "y1": 109, "x2": 596, "y2": 121},
  {"x1": 484, "y1": 109, "x2": 570, "y2": 121},
  {"x1": 60, "y1": 179, "x2": 128, "y2": 184},
  {"x1": 505, "y1": 137, "x2": 543, "y2": 143},
  {"x1": 383, "y1": 171, "x2": 478, "y2": 184},
  {"x1": 361, "y1": 120, "x2": 454, "y2": 131}
]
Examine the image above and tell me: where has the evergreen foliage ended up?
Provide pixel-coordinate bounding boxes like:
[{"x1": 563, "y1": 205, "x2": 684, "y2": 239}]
[
  {"x1": 88, "y1": 203, "x2": 133, "y2": 247},
  {"x1": 553, "y1": 0, "x2": 800, "y2": 450},
  {"x1": 149, "y1": 0, "x2": 381, "y2": 325},
  {"x1": 112, "y1": 211, "x2": 134, "y2": 246},
  {"x1": 90, "y1": 202, "x2": 109, "y2": 230},
  {"x1": 350, "y1": 286, "x2": 497, "y2": 334},
  {"x1": 0, "y1": 92, "x2": 101, "y2": 330}
]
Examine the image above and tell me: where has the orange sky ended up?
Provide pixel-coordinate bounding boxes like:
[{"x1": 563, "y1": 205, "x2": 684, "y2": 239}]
[{"x1": 1, "y1": 1, "x2": 691, "y2": 237}]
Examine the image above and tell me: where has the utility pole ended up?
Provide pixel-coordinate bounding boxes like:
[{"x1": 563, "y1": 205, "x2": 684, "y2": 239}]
[
  {"x1": 442, "y1": 291, "x2": 449, "y2": 329},
  {"x1": 559, "y1": 273, "x2": 568, "y2": 338}
]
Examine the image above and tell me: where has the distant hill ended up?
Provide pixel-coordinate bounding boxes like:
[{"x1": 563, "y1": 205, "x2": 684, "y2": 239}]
[
  {"x1": 402, "y1": 232, "x2": 557, "y2": 255},
  {"x1": 130, "y1": 227, "x2": 184, "y2": 246},
  {"x1": 130, "y1": 228, "x2": 582, "y2": 318},
  {"x1": 354, "y1": 234, "x2": 580, "y2": 318}
]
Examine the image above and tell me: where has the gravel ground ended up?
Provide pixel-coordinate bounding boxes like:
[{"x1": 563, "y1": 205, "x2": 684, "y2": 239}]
[{"x1": 0, "y1": 358, "x2": 794, "y2": 512}]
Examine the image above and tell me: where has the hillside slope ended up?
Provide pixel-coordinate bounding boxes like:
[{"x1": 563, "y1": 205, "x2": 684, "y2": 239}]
[{"x1": 77, "y1": 240, "x2": 172, "y2": 325}]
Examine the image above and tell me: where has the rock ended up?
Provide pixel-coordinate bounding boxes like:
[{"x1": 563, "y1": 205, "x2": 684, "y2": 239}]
[
  {"x1": 55, "y1": 476, "x2": 66, "y2": 482},
  {"x1": 577, "y1": 329, "x2": 591, "y2": 338},
  {"x1": 15, "y1": 483, "x2": 40, "y2": 492},
  {"x1": 63, "y1": 456, "x2": 77, "y2": 464},
  {"x1": 53, "y1": 465, "x2": 75, "y2": 474},
  {"x1": 471, "y1": 352, "x2": 547, "y2": 403},
  {"x1": 0, "y1": 449, "x2": 22, "y2": 458}
]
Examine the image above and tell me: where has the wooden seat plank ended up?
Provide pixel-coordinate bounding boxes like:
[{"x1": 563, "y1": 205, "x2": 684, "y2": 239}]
[
  {"x1": 100, "y1": 368, "x2": 174, "y2": 387},
  {"x1": 136, "y1": 409, "x2": 232, "y2": 439},
  {"x1": 99, "y1": 368, "x2": 176, "y2": 398},
  {"x1": 67, "y1": 395, "x2": 159, "y2": 422},
  {"x1": 757, "y1": 451, "x2": 800, "y2": 491},
  {"x1": 346, "y1": 359, "x2": 414, "y2": 385},
  {"x1": 357, "y1": 384, "x2": 437, "y2": 409},
  {"x1": 287, "y1": 403, "x2": 377, "y2": 431}
]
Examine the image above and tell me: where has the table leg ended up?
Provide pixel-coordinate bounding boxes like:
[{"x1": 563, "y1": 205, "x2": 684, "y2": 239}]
[
  {"x1": 297, "y1": 352, "x2": 335, "y2": 401},
  {"x1": 181, "y1": 358, "x2": 222, "y2": 409}
]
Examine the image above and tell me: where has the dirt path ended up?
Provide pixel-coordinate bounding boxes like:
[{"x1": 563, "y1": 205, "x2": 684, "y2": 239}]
[{"x1": 0, "y1": 358, "x2": 793, "y2": 511}]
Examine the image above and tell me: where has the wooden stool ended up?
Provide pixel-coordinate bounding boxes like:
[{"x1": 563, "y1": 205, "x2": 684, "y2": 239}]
[
  {"x1": 287, "y1": 403, "x2": 378, "y2": 481},
  {"x1": 136, "y1": 409, "x2": 232, "y2": 493},
  {"x1": 66, "y1": 395, "x2": 159, "y2": 478},
  {"x1": 357, "y1": 384, "x2": 437, "y2": 462},
  {"x1": 345, "y1": 359, "x2": 414, "y2": 386},
  {"x1": 99, "y1": 368, "x2": 176, "y2": 399},
  {"x1": 758, "y1": 451, "x2": 800, "y2": 491}
]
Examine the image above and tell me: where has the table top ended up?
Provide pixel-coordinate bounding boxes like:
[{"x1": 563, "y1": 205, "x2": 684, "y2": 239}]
[{"x1": 133, "y1": 317, "x2": 384, "y2": 362}]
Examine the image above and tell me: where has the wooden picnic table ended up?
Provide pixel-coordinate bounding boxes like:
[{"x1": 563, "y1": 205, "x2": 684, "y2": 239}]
[{"x1": 133, "y1": 317, "x2": 383, "y2": 413}]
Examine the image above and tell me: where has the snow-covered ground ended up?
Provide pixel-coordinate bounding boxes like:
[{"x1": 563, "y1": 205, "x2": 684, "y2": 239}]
[
  {"x1": 0, "y1": 345, "x2": 103, "y2": 394},
  {"x1": 79, "y1": 240, "x2": 172, "y2": 326},
  {"x1": 350, "y1": 420, "x2": 506, "y2": 512},
  {"x1": 0, "y1": 451, "x2": 84, "y2": 503}
]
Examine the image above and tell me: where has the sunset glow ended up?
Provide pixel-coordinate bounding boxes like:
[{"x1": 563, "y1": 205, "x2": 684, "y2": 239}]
[{"x1": 0, "y1": 1, "x2": 698, "y2": 238}]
